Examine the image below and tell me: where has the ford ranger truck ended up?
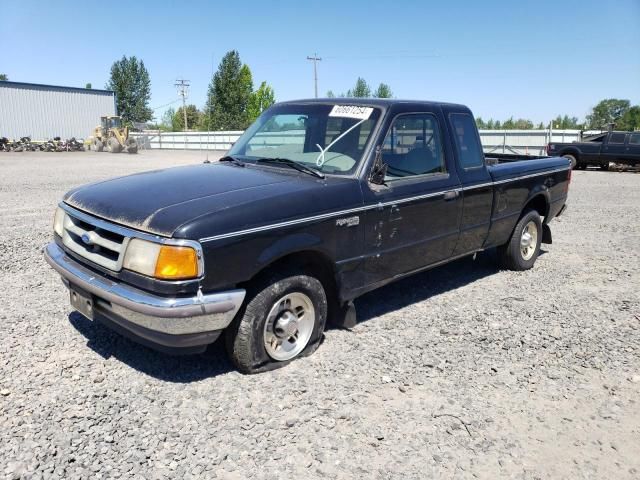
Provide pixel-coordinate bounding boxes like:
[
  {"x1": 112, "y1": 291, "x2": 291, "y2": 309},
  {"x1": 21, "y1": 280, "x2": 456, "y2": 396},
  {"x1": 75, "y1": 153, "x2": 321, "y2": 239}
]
[{"x1": 45, "y1": 99, "x2": 570, "y2": 373}]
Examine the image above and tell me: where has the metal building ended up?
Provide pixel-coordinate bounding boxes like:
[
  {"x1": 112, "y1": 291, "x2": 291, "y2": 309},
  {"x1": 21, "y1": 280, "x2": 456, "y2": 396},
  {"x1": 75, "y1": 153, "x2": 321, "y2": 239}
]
[{"x1": 0, "y1": 81, "x2": 116, "y2": 140}]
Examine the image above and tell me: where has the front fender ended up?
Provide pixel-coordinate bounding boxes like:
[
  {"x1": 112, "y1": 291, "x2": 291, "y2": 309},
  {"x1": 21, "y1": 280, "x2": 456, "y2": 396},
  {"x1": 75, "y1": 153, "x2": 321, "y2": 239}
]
[{"x1": 256, "y1": 232, "x2": 327, "y2": 267}]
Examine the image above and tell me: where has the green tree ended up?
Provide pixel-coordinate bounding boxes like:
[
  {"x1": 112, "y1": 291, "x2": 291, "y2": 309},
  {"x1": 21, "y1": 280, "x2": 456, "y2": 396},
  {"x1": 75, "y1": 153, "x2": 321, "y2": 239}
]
[
  {"x1": 203, "y1": 50, "x2": 254, "y2": 130},
  {"x1": 373, "y1": 83, "x2": 393, "y2": 98},
  {"x1": 476, "y1": 117, "x2": 487, "y2": 129},
  {"x1": 247, "y1": 81, "x2": 276, "y2": 123},
  {"x1": 239, "y1": 64, "x2": 254, "y2": 123},
  {"x1": 106, "y1": 55, "x2": 153, "y2": 123},
  {"x1": 347, "y1": 77, "x2": 371, "y2": 98},
  {"x1": 160, "y1": 107, "x2": 175, "y2": 131},
  {"x1": 552, "y1": 115, "x2": 580, "y2": 129},
  {"x1": 0, "y1": 73, "x2": 7, "y2": 81},
  {"x1": 537, "y1": 122, "x2": 545, "y2": 129},
  {"x1": 173, "y1": 105, "x2": 202, "y2": 131},
  {"x1": 586, "y1": 99, "x2": 630, "y2": 129},
  {"x1": 514, "y1": 119, "x2": 534, "y2": 129},
  {"x1": 326, "y1": 90, "x2": 335, "y2": 98},
  {"x1": 85, "y1": 83, "x2": 92, "y2": 89},
  {"x1": 617, "y1": 105, "x2": 640, "y2": 131},
  {"x1": 502, "y1": 117, "x2": 515, "y2": 129}
]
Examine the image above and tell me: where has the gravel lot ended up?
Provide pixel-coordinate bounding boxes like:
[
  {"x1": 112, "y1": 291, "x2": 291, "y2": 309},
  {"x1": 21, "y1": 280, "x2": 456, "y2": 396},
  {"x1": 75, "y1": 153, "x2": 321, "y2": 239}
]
[{"x1": 1, "y1": 150, "x2": 639, "y2": 479}]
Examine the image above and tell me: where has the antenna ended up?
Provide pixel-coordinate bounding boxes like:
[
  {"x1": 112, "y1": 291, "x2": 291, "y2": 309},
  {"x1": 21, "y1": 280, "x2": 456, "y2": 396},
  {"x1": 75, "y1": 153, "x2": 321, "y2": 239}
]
[
  {"x1": 206, "y1": 54, "x2": 214, "y2": 162},
  {"x1": 306, "y1": 53, "x2": 322, "y2": 98}
]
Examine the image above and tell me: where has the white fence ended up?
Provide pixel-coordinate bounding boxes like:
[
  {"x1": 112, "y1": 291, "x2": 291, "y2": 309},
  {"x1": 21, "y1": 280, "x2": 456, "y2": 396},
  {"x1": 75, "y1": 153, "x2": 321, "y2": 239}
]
[{"x1": 131, "y1": 129, "x2": 583, "y2": 156}]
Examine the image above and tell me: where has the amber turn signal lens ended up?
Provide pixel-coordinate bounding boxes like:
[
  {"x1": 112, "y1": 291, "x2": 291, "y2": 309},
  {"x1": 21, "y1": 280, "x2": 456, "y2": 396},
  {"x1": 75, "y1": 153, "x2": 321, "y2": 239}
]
[{"x1": 154, "y1": 245, "x2": 199, "y2": 280}]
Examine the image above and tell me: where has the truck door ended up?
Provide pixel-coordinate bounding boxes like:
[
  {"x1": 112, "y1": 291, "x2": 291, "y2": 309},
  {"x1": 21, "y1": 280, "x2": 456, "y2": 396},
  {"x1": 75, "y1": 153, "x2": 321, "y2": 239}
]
[
  {"x1": 361, "y1": 109, "x2": 462, "y2": 285},
  {"x1": 627, "y1": 133, "x2": 640, "y2": 165},
  {"x1": 446, "y1": 112, "x2": 494, "y2": 255},
  {"x1": 602, "y1": 132, "x2": 627, "y2": 164}
]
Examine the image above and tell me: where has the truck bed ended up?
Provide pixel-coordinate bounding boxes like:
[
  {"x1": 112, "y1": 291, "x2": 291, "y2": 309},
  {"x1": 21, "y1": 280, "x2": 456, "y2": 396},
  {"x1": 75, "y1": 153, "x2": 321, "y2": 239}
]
[{"x1": 486, "y1": 155, "x2": 570, "y2": 183}]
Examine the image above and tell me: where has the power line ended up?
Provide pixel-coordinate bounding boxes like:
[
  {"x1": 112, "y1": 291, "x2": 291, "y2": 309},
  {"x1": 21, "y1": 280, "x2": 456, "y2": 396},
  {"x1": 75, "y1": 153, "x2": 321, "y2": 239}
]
[
  {"x1": 306, "y1": 53, "x2": 321, "y2": 98},
  {"x1": 174, "y1": 79, "x2": 190, "y2": 131},
  {"x1": 152, "y1": 98, "x2": 181, "y2": 111}
]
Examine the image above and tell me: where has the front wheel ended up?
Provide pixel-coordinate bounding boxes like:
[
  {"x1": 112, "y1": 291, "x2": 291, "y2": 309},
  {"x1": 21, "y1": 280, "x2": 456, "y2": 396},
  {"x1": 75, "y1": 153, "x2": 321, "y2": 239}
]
[
  {"x1": 107, "y1": 137, "x2": 122, "y2": 153},
  {"x1": 126, "y1": 138, "x2": 138, "y2": 154},
  {"x1": 497, "y1": 209, "x2": 542, "y2": 271},
  {"x1": 226, "y1": 272, "x2": 327, "y2": 373}
]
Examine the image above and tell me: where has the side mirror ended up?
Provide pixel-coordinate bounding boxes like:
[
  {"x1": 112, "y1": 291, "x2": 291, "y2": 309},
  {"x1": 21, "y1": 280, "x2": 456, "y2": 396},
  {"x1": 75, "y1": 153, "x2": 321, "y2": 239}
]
[
  {"x1": 370, "y1": 162, "x2": 388, "y2": 185},
  {"x1": 369, "y1": 145, "x2": 388, "y2": 185}
]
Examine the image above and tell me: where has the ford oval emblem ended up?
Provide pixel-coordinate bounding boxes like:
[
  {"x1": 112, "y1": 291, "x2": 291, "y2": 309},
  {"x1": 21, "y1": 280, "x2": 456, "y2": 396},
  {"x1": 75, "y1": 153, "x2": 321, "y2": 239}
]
[{"x1": 81, "y1": 233, "x2": 93, "y2": 245}]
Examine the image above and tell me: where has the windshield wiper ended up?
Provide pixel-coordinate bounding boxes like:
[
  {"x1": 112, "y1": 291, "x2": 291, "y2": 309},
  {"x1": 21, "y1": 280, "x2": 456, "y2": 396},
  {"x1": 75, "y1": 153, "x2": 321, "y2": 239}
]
[
  {"x1": 256, "y1": 157, "x2": 325, "y2": 179},
  {"x1": 219, "y1": 155, "x2": 246, "y2": 167}
]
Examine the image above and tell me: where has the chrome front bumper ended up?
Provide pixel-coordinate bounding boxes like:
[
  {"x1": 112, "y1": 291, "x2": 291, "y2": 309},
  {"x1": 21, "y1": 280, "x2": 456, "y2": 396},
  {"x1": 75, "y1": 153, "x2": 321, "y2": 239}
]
[{"x1": 44, "y1": 242, "x2": 246, "y2": 350}]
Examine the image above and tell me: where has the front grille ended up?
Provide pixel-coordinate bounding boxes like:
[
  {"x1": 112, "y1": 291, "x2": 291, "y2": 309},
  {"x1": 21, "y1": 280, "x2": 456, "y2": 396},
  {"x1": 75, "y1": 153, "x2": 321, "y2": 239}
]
[{"x1": 61, "y1": 211, "x2": 128, "y2": 271}]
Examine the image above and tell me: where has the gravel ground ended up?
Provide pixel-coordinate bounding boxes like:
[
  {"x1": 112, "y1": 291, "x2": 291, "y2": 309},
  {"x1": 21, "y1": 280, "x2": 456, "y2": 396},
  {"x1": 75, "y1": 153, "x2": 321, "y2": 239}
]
[{"x1": 1, "y1": 151, "x2": 639, "y2": 479}]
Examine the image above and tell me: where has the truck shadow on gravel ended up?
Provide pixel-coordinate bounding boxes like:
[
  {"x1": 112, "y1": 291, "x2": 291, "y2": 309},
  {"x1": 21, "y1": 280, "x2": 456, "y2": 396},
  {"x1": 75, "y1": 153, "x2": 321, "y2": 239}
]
[
  {"x1": 68, "y1": 313, "x2": 235, "y2": 382},
  {"x1": 68, "y1": 248, "x2": 546, "y2": 382},
  {"x1": 350, "y1": 248, "x2": 546, "y2": 325}
]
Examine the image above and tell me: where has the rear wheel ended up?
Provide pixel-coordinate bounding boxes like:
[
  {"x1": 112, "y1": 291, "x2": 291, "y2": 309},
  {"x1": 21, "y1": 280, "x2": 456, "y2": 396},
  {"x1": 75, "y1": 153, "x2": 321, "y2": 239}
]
[
  {"x1": 562, "y1": 154, "x2": 577, "y2": 169},
  {"x1": 225, "y1": 272, "x2": 327, "y2": 373},
  {"x1": 497, "y1": 209, "x2": 542, "y2": 271}
]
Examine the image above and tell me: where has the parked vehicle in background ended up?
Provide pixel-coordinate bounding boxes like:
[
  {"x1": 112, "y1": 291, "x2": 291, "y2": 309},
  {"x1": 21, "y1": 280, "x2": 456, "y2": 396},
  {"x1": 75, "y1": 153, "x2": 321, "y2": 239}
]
[
  {"x1": 547, "y1": 130, "x2": 640, "y2": 170},
  {"x1": 45, "y1": 99, "x2": 571, "y2": 373},
  {"x1": 85, "y1": 115, "x2": 138, "y2": 154}
]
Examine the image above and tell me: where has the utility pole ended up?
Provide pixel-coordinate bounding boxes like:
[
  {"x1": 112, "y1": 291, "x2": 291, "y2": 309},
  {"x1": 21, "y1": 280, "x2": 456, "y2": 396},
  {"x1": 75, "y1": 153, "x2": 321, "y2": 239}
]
[
  {"x1": 175, "y1": 79, "x2": 190, "y2": 131},
  {"x1": 306, "y1": 53, "x2": 321, "y2": 98}
]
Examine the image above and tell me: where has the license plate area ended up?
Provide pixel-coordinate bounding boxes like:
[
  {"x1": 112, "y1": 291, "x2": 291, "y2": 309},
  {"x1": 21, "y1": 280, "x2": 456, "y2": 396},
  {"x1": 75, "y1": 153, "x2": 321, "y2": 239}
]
[{"x1": 69, "y1": 285, "x2": 94, "y2": 320}]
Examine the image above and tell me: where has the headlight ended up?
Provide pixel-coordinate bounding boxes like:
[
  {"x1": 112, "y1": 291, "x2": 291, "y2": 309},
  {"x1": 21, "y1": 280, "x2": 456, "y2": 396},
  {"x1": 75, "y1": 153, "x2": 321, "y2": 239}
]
[
  {"x1": 53, "y1": 207, "x2": 65, "y2": 237},
  {"x1": 123, "y1": 238, "x2": 200, "y2": 280}
]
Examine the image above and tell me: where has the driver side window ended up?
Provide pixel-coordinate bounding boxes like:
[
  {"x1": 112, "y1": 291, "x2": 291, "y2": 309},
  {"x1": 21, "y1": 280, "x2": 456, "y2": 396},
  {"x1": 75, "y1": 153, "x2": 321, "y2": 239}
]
[{"x1": 382, "y1": 113, "x2": 446, "y2": 179}]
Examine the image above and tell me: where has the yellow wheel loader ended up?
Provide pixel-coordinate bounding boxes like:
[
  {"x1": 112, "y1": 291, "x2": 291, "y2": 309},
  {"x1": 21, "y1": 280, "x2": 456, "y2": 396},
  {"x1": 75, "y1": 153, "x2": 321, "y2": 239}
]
[{"x1": 85, "y1": 116, "x2": 138, "y2": 154}]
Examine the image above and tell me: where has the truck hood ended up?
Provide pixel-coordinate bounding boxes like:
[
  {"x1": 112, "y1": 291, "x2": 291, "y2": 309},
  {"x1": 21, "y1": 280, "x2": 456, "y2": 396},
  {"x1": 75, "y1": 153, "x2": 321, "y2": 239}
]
[{"x1": 64, "y1": 163, "x2": 361, "y2": 238}]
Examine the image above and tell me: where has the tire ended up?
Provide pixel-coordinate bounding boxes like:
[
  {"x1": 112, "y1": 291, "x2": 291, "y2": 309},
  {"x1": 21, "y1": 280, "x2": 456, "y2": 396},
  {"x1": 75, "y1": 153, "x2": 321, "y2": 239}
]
[
  {"x1": 600, "y1": 162, "x2": 609, "y2": 171},
  {"x1": 225, "y1": 272, "x2": 327, "y2": 373},
  {"x1": 497, "y1": 209, "x2": 543, "y2": 271},
  {"x1": 93, "y1": 139, "x2": 103, "y2": 152},
  {"x1": 107, "y1": 137, "x2": 122, "y2": 153},
  {"x1": 562, "y1": 154, "x2": 577, "y2": 170},
  {"x1": 126, "y1": 138, "x2": 138, "y2": 154}
]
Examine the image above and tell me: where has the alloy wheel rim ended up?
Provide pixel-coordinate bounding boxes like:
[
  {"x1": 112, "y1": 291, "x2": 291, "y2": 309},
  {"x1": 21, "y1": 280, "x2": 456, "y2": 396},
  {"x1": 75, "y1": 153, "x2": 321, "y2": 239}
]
[
  {"x1": 520, "y1": 220, "x2": 538, "y2": 260},
  {"x1": 263, "y1": 292, "x2": 315, "y2": 361}
]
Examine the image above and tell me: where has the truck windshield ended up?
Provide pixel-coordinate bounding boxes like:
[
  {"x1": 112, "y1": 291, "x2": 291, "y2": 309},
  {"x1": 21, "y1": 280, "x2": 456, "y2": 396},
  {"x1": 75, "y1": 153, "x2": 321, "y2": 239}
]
[{"x1": 228, "y1": 104, "x2": 382, "y2": 175}]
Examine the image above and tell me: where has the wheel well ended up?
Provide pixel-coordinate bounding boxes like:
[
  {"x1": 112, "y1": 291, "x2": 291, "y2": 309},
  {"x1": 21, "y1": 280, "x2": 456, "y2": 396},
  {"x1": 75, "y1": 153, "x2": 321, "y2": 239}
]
[
  {"x1": 560, "y1": 149, "x2": 579, "y2": 160},
  {"x1": 245, "y1": 250, "x2": 340, "y2": 308},
  {"x1": 523, "y1": 194, "x2": 548, "y2": 220}
]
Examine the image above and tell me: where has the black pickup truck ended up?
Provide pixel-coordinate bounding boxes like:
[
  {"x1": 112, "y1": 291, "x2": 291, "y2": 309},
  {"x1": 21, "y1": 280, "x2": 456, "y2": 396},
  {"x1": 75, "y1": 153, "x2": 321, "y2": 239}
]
[
  {"x1": 45, "y1": 99, "x2": 570, "y2": 373},
  {"x1": 547, "y1": 130, "x2": 640, "y2": 170}
]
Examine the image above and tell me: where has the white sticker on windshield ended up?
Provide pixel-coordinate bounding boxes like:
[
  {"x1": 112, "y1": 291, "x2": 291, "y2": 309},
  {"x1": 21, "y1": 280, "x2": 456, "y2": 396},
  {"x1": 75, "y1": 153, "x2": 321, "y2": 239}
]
[{"x1": 329, "y1": 105, "x2": 374, "y2": 120}]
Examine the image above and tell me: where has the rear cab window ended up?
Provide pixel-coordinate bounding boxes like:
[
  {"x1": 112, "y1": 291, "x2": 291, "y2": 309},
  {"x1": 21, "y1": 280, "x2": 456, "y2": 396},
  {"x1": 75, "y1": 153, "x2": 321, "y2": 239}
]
[
  {"x1": 608, "y1": 133, "x2": 627, "y2": 144},
  {"x1": 630, "y1": 133, "x2": 640, "y2": 145},
  {"x1": 449, "y1": 113, "x2": 484, "y2": 169}
]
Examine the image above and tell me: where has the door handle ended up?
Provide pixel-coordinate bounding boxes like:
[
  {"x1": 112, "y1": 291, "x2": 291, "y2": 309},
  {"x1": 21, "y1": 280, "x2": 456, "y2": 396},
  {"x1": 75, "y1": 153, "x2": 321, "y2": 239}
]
[{"x1": 443, "y1": 190, "x2": 459, "y2": 201}]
